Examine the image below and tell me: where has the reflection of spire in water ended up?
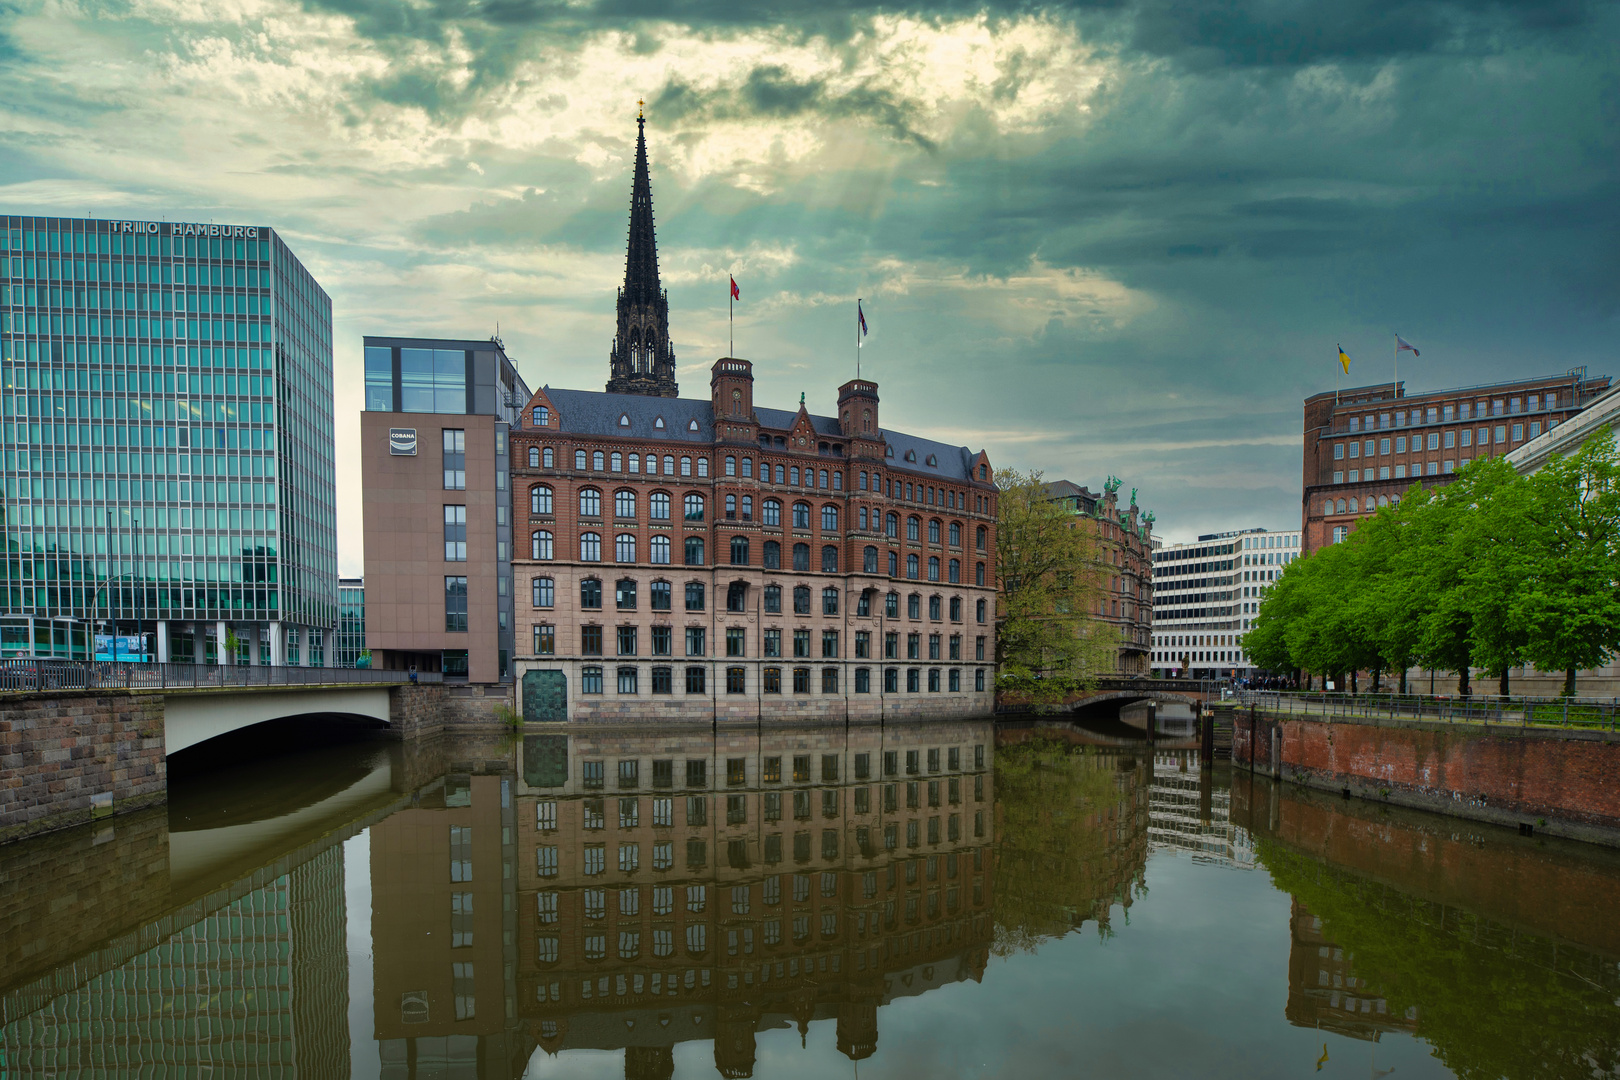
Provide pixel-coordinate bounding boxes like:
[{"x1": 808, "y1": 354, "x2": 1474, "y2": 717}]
[{"x1": 1147, "y1": 750, "x2": 1255, "y2": 868}]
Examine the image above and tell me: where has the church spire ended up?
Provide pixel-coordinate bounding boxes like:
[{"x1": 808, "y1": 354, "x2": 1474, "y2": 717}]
[{"x1": 607, "y1": 107, "x2": 678, "y2": 397}]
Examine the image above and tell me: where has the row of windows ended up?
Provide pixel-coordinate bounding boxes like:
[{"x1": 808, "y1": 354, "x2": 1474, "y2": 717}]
[
  {"x1": 1323, "y1": 493, "x2": 1403, "y2": 516},
  {"x1": 533, "y1": 624, "x2": 987, "y2": 661},
  {"x1": 1340, "y1": 393, "x2": 1563, "y2": 433},
  {"x1": 526, "y1": 530, "x2": 986, "y2": 582},
  {"x1": 570, "y1": 665, "x2": 986, "y2": 696},
  {"x1": 1331, "y1": 461, "x2": 1456, "y2": 484},
  {"x1": 530, "y1": 578, "x2": 988, "y2": 622},
  {"x1": 554, "y1": 746, "x2": 987, "y2": 794},
  {"x1": 1333, "y1": 422, "x2": 1541, "y2": 461}
]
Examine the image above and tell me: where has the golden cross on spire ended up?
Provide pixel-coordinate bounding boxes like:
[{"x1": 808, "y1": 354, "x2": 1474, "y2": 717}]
[{"x1": 637, "y1": 98, "x2": 644, "y2": 118}]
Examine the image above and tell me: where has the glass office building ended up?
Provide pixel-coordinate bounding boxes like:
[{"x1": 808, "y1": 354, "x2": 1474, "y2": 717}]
[
  {"x1": 334, "y1": 577, "x2": 366, "y2": 667},
  {"x1": 0, "y1": 215, "x2": 338, "y2": 663}
]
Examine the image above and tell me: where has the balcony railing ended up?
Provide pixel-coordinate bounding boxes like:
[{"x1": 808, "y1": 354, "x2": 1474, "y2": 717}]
[{"x1": 0, "y1": 659, "x2": 440, "y2": 693}]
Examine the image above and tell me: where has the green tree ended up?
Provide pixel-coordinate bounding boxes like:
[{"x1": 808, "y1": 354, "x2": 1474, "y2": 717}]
[
  {"x1": 1508, "y1": 427, "x2": 1620, "y2": 696},
  {"x1": 994, "y1": 469, "x2": 1114, "y2": 703},
  {"x1": 1454, "y1": 456, "x2": 1533, "y2": 695}
]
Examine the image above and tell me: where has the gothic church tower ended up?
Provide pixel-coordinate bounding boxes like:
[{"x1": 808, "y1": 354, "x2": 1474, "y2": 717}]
[{"x1": 606, "y1": 111, "x2": 678, "y2": 397}]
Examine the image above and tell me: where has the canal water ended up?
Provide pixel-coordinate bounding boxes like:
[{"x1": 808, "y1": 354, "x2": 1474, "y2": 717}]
[{"x1": 3, "y1": 718, "x2": 1619, "y2": 1079}]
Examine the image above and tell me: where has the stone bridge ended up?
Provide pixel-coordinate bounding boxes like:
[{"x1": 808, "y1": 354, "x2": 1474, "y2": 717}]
[
  {"x1": 0, "y1": 664, "x2": 511, "y2": 844},
  {"x1": 1054, "y1": 678, "x2": 1223, "y2": 715}
]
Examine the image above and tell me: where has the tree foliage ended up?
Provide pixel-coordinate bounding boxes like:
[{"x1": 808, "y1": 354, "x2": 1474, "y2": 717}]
[
  {"x1": 1251, "y1": 427, "x2": 1620, "y2": 696},
  {"x1": 994, "y1": 468, "x2": 1117, "y2": 702}
]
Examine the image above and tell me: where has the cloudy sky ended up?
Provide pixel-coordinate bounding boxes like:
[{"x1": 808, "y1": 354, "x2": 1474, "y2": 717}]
[{"x1": 3, "y1": 0, "x2": 1615, "y2": 572}]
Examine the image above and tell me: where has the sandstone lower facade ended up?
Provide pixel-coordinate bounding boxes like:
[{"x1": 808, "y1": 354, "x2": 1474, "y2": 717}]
[{"x1": 517, "y1": 658, "x2": 993, "y2": 723}]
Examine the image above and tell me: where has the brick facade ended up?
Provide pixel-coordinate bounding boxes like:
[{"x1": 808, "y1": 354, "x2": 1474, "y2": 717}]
[
  {"x1": 1301, "y1": 372, "x2": 1610, "y2": 553},
  {"x1": 509, "y1": 361, "x2": 998, "y2": 722},
  {"x1": 0, "y1": 690, "x2": 167, "y2": 843},
  {"x1": 1233, "y1": 708, "x2": 1620, "y2": 844}
]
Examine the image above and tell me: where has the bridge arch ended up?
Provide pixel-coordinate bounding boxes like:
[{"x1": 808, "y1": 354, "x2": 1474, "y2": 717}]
[{"x1": 164, "y1": 687, "x2": 393, "y2": 755}]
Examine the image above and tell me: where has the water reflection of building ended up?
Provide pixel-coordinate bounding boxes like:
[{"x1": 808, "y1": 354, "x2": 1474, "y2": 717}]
[
  {"x1": 0, "y1": 844, "x2": 351, "y2": 1077},
  {"x1": 1147, "y1": 751, "x2": 1255, "y2": 868},
  {"x1": 1286, "y1": 899, "x2": 1418, "y2": 1040},
  {"x1": 371, "y1": 771, "x2": 525, "y2": 1079},
  {"x1": 510, "y1": 721, "x2": 996, "y2": 1077}
]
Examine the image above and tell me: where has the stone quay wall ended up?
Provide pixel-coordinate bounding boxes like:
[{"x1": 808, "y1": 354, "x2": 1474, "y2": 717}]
[
  {"x1": 1233, "y1": 706, "x2": 1620, "y2": 846},
  {"x1": 0, "y1": 690, "x2": 167, "y2": 844}
]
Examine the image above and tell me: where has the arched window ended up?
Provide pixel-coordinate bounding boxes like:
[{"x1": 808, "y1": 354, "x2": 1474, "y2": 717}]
[
  {"x1": 949, "y1": 522, "x2": 961, "y2": 546},
  {"x1": 542, "y1": 447, "x2": 554, "y2": 468},
  {"x1": 650, "y1": 535, "x2": 671, "y2": 565},
  {"x1": 619, "y1": 413, "x2": 630, "y2": 428},
  {"x1": 1348, "y1": 498, "x2": 1359, "y2": 513},
  {"x1": 823, "y1": 587, "x2": 839, "y2": 615},
  {"x1": 725, "y1": 455, "x2": 736, "y2": 476},
  {"x1": 615, "y1": 534, "x2": 637, "y2": 563},
  {"x1": 530, "y1": 485, "x2": 553, "y2": 515},
  {"x1": 580, "y1": 578, "x2": 602, "y2": 608},
  {"x1": 684, "y1": 494, "x2": 705, "y2": 522},
  {"x1": 929, "y1": 595, "x2": 942, "y2": 620},
  {"x1": 532, "y1": 530, "x2": 553, "y2": 560},
  {"x1": 976, "y1": 562, "x2": 985, "y2": 586},
  {"x1": 818, "y1": 469, "x2": 828, "y2": 488},
  {"x1": 888, "y1": 551, "x2": 899, "y2": 577},
  {"x1": 727, "y1": 581, "x2": 748, "y2": 612},
  {"x1": 948, "y1": 559, "x2": 960, "y2": 584},
  {"x1": 610, "y1": 452, "x2": 622, "y2": 471},
  {"x1": 863, "y1": 546, "x2": 878, "y2": 574},
  {"x1": 616, "y1": 578, "x2": 637, "y2": 609},
  {"x1": 908, "y1": 594, "x2": 921, "y2": 619},
  {"x1": 680, "y1": 456, "x2": 692, "y2": 477},
  {"x1": 532, "y1": 406, "x2": 548, "y2": 426},
  {"x1": 792, "y1": 502, "x2": 811, "y2": 529},
  {"x1": 1324, "y1": 499, "x2": 1334, "y2": 516},
  {"x1": 574, "y1": 449, "x2": 587, "y2": 469},
  {"x1": 684, "y1": 537, "x2": 705, "y2": 566},
  {"x1": 697, "y1": 457, "x2": 710, "y2": 477},
  {"x1": 533, "y1": 576, "x2": 554, "y2": 608},
  {"x1": 886, "y1": 513, "x2": 898, "y2": 538},
  {"x1": 741, "y1": 496, "x2": 753, "y2": 521},
  {"x1": 742, "y1": 458, "x2": 753, "y2": 478},
  {"x1": 763, "y1": 540, "x2": 781, "y2": 569},
  {"x1": 975, "y1": 526, "x2": 987, "y2": 551},
  {"x1": 858, "y1": 506, "x2": 869, "y2": 530},
  {"x1": 906, "y1": 553, "x2": 919, "y2": 579},
  {"x1": 793, "y1": 543, "x2": 810, "y2": 572},
  {"x1": 1336, "y1": 499, "x2": 1347, "y2": 514},
  {"x1": 580, "y1": 532, "x2": 602, "y2": 561},
  {"x1": 725, "y1": 494, "x2": 737, "y2": 519},
  {"x1": 832, "y1": 472, "x2": 843, "y2": 491},
  {"x1": 907, "y1": 516, "x2": 921, "y2": 542},
  {"x1": 592, "y1": 451, "x2": 605, "y2": 470},
  {"x1": 822, "y1": 545, "x2": 838, "y2": 573},
  {"x1": 628, "y1": 453, "x2": 640, "y2": 474},
  {"x1": 528, "y1": 447, "x2": 539, "y2": 468},
  {"x1": 821, "y1": 506, "x2": 838, "y2": 532},
  {"x1": 762, "y1": 499, "x2": 782, "y2": 527},
  {"x1": 790, "y1": 466, "x2": 800, "y2": 485},
  {"x1": 579, "y1": 489, "x2": 601, "y2": 517},
  {"x1": 928, "y1": 519, "x2": 941, "y2": 544},
  {"x1": 615, "y1": 490, "x2": 636, "y2": 519},
  {"x1": 650, "y1": 492, "x2": 671, "y2": 521},
  {"x1": 730, "y1": 536, "x2": 750, "y2": 566},
  {"x1": 949, "y1": 596, "x2": 961, "y2": 621},
  {"x1": 793, "y1": 586, "x2": 811, "y2": 614},
  {"x1": 1378, "y1": 495, "x2": 1389, "y2": 507},
  {"x1": 927, "y1": 556, "x2": 940, "y2": 581}
]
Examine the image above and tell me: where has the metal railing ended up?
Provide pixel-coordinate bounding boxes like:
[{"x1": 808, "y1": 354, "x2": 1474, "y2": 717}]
[
  {"x1": 1237, "y1": 690, "x2": 1620, "y2": 732},
  {"x1": 0, "y1": 658, "x2": 440, "y2": 693}
]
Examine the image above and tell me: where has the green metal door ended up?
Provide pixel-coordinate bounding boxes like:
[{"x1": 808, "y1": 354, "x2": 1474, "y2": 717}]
[{"x1": 523, "y1": 669, "x2": 568, "y2": 723}]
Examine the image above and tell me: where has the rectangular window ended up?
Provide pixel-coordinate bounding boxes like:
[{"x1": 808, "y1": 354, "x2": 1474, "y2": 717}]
[
  {"x1": 685, "y1": 666, "x2": 706, "y2": 694},
  {"x1": 651, "y1": 626, "x2": 672, "y2": 656},
  {"x1": 442, "y1": 429, "x2": 466, "y2": 490},
  {"x1": 443, "y1": 505, "x2": 467, "y2": 561},
  {"x1": 686, "y1": 628, "x2": 706, "y2": 657},
  {"x1": 444, "y1": 576, "x2": 468, "y2": 632},
  {"x1": 726, "y1": 627, "x2": 746, "y2": 657},
  {"x1": 727, "y1": 667, "x2": 746, "y2": 694}
]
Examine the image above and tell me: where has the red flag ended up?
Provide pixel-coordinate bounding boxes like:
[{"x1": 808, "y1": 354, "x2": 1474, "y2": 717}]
[{"x1": 730, "y1": 276, "x2": 740, "y2": 300}]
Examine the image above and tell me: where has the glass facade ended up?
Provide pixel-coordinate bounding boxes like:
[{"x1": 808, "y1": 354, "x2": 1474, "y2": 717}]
[
  {"x1": 335, "y1": 577, "x2": 365, "y2": 667},
  {"x1": 0, "y1": 216, "x2": 337, "y2": 661}
]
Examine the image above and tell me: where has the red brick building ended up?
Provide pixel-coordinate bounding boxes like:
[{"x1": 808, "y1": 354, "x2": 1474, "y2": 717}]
[
  {"x1": 507, "y1": 117, "x2": 998, "y2": 722},
  {"x1": 1301, "y1": 370, "x2": 1610, "y2": 553}
]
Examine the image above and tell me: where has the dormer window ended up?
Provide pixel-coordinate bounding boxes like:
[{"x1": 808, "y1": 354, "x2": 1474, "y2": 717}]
[
  {"x1": 688, "y1": 419, "x2": 699, "y2": 432},
  {"x1": 532, "y1": 406, "x2": 549, "y2": 427},
  {"x1": 619, "y1": 414, "x2": 630, "y2": 428},
  {"x1": 885, "y1": 445, "x2": 894, "y2": 458},
  {"x1": 905, "y1": 450, "x2": 917, "y2": 462},
  {"x1": 925, "y1": 454, "x2": 937, "y2": 466},
  {"x1": 654, "y1": 416, "x2": 666, "y2": 430}
]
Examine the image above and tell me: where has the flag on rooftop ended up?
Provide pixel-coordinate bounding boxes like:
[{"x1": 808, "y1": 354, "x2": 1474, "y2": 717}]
[
  {"x1": 1396, "y1": 333, "x2": 1419, "y2": 356},
  {"x1": 730, "y1": 276, "x2": 739, "y2": 300},
  {"x1": 1337, "y1": 344, "x2": 1352, "y2": 374}
]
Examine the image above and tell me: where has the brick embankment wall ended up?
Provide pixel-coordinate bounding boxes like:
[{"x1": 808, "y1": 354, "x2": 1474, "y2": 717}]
[
  {"x1": 0, "y1": 691, "x2": 167, "y2": 844},
  {"x1": 1230, "y1": 773, "x2": 1620, "y2": 958},
  {"x1": 1233, "y1": 708, "x2": 1620, "y2": 846},
  {"x1": 388, "y1": 684, "x2": 514, "y2": 741}
]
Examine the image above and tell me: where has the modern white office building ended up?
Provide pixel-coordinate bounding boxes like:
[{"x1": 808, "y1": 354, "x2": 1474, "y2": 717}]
[{"x1": 1150, "y1": 526, "x2": 1300, "y2": 679}]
